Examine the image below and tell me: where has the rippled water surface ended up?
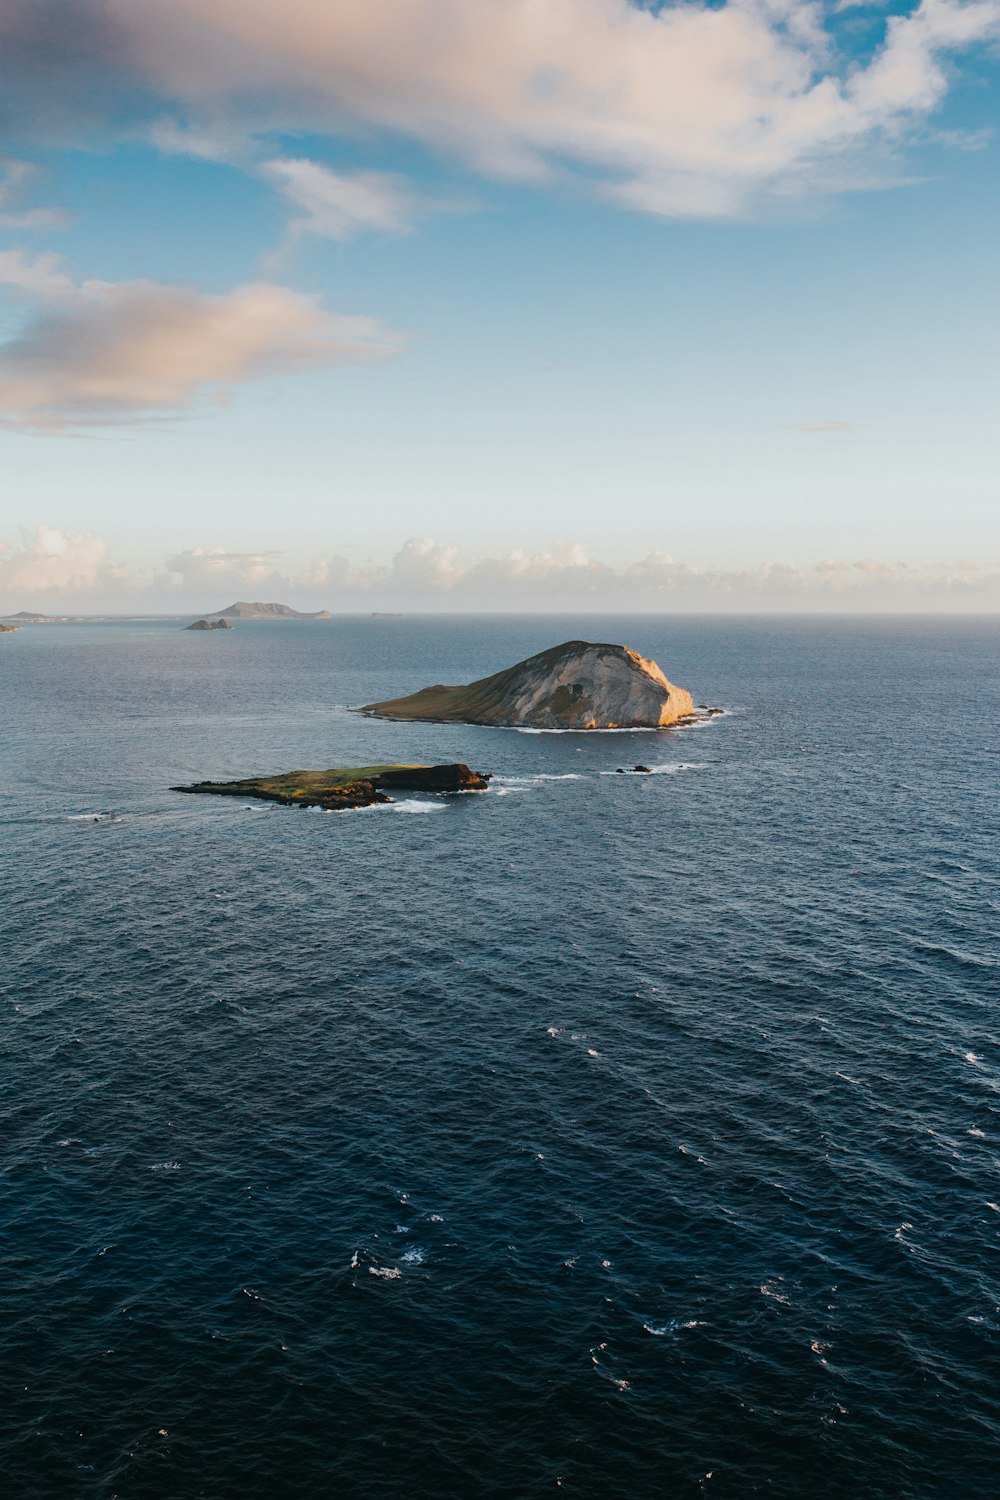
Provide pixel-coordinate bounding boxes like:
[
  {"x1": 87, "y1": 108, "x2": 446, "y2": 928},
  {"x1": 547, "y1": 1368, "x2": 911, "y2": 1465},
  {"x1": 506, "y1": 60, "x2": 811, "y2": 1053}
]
[{"x1": 2, "y1": 614, "x2": 998, "y2": 1498}]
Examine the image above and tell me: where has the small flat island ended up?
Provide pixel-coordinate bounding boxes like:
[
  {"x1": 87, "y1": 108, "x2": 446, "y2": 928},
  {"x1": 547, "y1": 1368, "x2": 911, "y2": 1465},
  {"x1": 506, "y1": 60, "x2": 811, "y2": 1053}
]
[{"x1": 172, "y1": 762, "x2": 490, "y2": 811}]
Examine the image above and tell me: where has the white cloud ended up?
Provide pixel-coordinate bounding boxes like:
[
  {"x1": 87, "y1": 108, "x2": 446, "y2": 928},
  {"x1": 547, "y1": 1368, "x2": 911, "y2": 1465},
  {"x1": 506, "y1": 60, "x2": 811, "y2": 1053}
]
[
  {"x1": 111, "y1": 0, "x2": 1000, "y2": 215},
  {"x1": 262, "y1": 158, "x2": 417, "y2": 241},
  {"x1": 1, "y1": 3, "x2": 997, "y2": 217},
  {"x1": 163, "y1": 547, "x2": 287, "y2": 596},
  {"x1": 3, "y1": 526, "x2": 997, "y2": 610},
  {"x1": 0, "y1": 524, "x2": 126, "y2": 595},
  {"x1": 0, "y1": 252, "x2": 404, "y2": 429}
]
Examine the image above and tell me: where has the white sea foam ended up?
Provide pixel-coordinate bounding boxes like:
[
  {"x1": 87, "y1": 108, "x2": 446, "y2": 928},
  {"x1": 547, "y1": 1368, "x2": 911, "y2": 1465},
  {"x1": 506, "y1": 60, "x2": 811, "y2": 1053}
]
[
  {"x1": 514, "y1": 726, "x2": 660, "y2": 735},
  {"x1": 494, "y1": 773, "x2": 583, "y2": 784},
  {"x1": 643, "y1": 1319, "x2": 703, "y2": 1336},
  {"x1": 150, "y1": 1161, "x2": 181, "y2": 1172},
  {"x1": 369, "y1": 1266, "x2": 402, "y2": 1280},
  {"x1": 400, "y1": 1246, "x2": 425, "y2": 1265},
  {"x1": 600, "y1": 762, "x2": 706, "y2": 776},
  {"x1": 353, "y1": 799, "x2": 445, "y2": 814}
]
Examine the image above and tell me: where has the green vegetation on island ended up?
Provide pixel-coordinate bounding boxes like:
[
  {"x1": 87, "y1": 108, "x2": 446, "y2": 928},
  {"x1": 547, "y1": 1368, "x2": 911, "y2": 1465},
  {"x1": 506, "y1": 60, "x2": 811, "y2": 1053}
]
[{"x1": 172, "y1": 762, "x2": 490, "y2": 811}]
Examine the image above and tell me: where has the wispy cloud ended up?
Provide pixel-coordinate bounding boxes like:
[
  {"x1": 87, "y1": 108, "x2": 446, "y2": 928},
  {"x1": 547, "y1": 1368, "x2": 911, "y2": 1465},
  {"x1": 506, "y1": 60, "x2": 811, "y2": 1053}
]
[
  {"x1": 795, "y1": 420, "x2": 854, "y2": 432},
  {"x1": 0, "y1": 158, "x2": 69, "y2": 231},
  {"x1": 262, "y1": 158, "x2": 418, "y2": 243},
  {"x1": 0, "y1": 251, "x2": 404, "y2": 430}
]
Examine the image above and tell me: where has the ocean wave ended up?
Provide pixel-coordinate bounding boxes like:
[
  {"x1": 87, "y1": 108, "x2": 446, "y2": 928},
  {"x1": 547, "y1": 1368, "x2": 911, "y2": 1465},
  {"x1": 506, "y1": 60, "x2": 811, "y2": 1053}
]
[
  {"x1": 600, "y1": 762, "x2": 707, "y2": 776},
  {"x1": 493, "y1": 773, "x2": 584, "y2": 784}
]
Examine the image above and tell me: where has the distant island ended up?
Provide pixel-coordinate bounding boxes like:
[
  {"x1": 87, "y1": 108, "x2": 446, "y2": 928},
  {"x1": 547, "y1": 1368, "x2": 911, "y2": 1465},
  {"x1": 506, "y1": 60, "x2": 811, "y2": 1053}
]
[
  {"x1": 186, "y1": 618, "x2": 232, "y2": 631},
  {"x1": 208, "y1": 601, "x2": 332, "y2": 620},
  {"x1": 173, "y1": 762, "x2": 490, "y2": 811},
  {"x1": 360, "y1": 640, "x2": 700, "y2": 730}
]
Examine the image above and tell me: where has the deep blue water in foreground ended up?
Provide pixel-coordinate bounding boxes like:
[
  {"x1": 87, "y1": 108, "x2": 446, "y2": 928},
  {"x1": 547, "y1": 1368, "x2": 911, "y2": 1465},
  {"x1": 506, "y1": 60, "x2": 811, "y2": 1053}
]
[{"x1": 2, "y1": 614, "x2": 998, "y2": 1499}]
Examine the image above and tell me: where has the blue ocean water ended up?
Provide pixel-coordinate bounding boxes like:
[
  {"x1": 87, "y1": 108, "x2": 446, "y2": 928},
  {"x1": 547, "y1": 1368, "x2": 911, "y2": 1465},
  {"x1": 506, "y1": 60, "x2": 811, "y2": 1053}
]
[{"x1": 1, "y1": 614, "x2": 998, "y2": 1499}]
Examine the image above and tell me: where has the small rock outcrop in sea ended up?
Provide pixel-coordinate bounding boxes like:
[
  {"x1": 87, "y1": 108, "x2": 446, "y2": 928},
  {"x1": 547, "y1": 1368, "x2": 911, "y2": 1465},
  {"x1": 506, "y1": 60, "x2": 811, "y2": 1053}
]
[
  {"x1": 360, "y1": 640, "x2": 696, "y2": 730},
  {"x1": 172, "y1": 762, "x2": 490, "y2": 812},
  {"x1": 186, "y1": 618, "x2": 232, "y2": 631},
  {"x1": 0, "y1": 623, "x2": 19, "y2": 633}
]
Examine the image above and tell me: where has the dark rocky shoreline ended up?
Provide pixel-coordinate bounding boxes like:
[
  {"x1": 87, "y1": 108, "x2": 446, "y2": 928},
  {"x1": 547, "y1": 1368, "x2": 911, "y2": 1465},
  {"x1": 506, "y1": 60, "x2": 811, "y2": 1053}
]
[{"x1": 173, "y1": 762, "x2": 491, "y2": 812}]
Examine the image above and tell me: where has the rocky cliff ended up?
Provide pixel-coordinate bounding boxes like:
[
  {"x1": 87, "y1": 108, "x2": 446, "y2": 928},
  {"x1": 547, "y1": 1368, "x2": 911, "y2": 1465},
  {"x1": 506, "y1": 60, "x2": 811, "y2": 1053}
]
[{"x1": 361, "y1": 640, "x2": 696, "y2": 729}]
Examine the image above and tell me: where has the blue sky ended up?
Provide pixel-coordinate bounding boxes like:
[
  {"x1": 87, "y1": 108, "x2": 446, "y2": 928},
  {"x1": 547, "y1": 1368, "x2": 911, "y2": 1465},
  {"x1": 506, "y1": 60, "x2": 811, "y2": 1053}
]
[{"x1": 0, "y1": 0, "x2": 997, "y2": 611}]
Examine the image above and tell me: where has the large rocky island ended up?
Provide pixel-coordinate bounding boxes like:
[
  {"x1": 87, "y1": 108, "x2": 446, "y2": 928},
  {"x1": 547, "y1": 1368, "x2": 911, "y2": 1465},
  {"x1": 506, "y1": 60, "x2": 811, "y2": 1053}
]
[
  {"x1": 173, "y1": 763, "x2": 490, "y2": 811},
  {"x1": 361, "y1": 640, "x2": 697, "y2": 730},
  {"x1": 209, "y1": 601, "x2": 332, "y2": 620}
]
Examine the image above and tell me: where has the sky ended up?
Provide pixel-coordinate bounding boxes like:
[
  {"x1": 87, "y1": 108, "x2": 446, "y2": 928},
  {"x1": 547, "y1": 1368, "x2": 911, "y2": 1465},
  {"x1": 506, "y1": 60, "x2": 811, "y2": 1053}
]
[{"x1": 0, "y1": 0, "x2": 997, "y2": 613}]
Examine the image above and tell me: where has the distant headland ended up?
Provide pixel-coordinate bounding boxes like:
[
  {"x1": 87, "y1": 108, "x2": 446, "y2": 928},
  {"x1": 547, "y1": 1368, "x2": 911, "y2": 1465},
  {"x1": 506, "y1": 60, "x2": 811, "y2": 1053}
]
[
  {"x1": 361, "y1": 640, "x2": 702, "y2": 730},
  {"x1": 207, "y1": 601, "x2": 332, "y2": 620},
  {"x1": 173, "y1": 763, "x2": 490, "y2": 811}
]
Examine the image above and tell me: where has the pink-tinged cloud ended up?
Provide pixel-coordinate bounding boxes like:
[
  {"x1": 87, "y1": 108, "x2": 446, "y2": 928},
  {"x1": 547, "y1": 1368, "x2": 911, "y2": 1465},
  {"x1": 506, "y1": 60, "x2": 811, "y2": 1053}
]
[
  {"x1": 0, "y1": 254, "x2": 403, "y2": 429},
  {"x1": 2, "y1": 2, "x2": 999, "y2": 215}
]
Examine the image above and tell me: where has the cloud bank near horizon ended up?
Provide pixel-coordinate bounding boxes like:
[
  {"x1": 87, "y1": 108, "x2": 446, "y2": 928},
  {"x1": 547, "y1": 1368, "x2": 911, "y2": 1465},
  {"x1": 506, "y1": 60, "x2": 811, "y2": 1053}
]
[{"x1": 1, "y1": 527, "x2": 996, "y2": 613}]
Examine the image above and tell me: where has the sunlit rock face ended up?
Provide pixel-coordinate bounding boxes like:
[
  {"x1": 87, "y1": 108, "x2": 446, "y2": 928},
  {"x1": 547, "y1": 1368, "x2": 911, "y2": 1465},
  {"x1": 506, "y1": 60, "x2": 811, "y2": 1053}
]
[{"x1": 361, "y1": 640, "x2": 695, "y2": 729}]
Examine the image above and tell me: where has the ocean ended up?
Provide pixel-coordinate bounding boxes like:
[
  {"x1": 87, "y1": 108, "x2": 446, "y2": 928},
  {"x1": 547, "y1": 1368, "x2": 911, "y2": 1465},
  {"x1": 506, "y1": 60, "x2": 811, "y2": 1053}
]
[{"x1": 2, "y1": 614, "x2": 998, "y2": 1498}]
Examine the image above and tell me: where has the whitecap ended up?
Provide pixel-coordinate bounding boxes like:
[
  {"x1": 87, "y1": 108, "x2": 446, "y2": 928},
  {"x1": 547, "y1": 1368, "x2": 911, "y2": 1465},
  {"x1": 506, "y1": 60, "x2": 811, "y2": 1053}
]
[
  {"x1": 369, "y1": 1266, "x2": 402, "y2": 1280},
  {"x1": 643, "y1": 1320, "x2": 692, "y2": 1336},
  {"x1": 400, "y1": 1246, "x2": 425, "y2": 1265},
  {"x1": 494, "y1": 780, "x2": 587, "y2": 792},
  {"x1": 600, "y1": 762, "x2": 707, "y2": 776},
  {"x1": 964, "y1": 1052, "x2": 981, "y2": 1065},
  {"x1": 150, "y1": 1161, "x2": 181, "y2": 1172},
  {"x1": 356, "y1": 800, "x2": 444, "y2": 815}
]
